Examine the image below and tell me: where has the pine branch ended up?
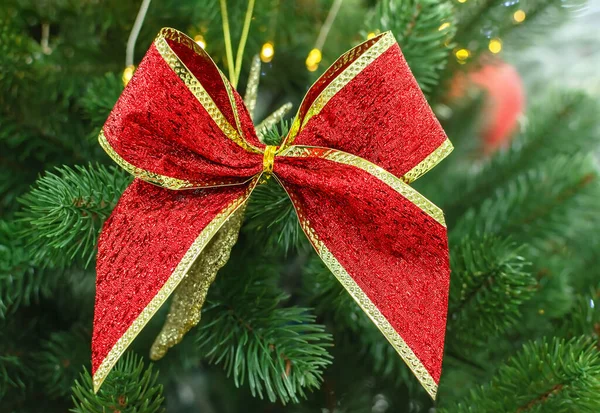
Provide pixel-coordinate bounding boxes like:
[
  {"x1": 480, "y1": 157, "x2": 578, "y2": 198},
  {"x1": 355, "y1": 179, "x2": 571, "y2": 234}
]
[
  {"x1": 244, "y1": 178, "x2": 306, "y2": 255},
  {"x1": 0, "y1": 316, "x2": 37, "y2": 399},
  {"x1": 0, "y1": 220, "x2": 55, "y2": 317},
  {"x1": 302, "y1": 256, "x2": 370, "y2": 333},
  {"x1": 79, "y1": 73, "x2": 123, "y2": 127},
  {"x1": 71, "y1": 353, "x2": 164, "y2": 413},
  {"x1": 553, "y1": 285, "x2": 600, "y2": 343},
  {"x1": 451, "y1": 154, "x2": 600, "y2": 252},
  {"x1": 365, "y1": 0, "x2": 455, "y2": 95},
  {"x1": 447, "y1": 236, "x2": 536, "y2": 349},
  {"x1": 194, "y1": 254, "x2": 333, "y2": 405},
  {"x1": 439, "y1": 336, "x2": 600, "y2": 412},
  {"x1": 36, "y1": 324, "x2": 90, "y2": 398},
  {"x1": 17, "y1": 164, "x2": 131, "y2": 268}
]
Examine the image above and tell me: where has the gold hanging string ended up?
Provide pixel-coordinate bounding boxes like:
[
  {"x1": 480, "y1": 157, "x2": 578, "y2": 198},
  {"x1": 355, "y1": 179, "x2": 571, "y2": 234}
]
[
  {"x1": 126, "y1": 0, "x2": 153, "y2": 67},
  {"x1": 219, "y1": 0, "x2": 236, "y2": 84},
  {"x1": 233, "y1": 0, "x2": 256, "y2": 88}
]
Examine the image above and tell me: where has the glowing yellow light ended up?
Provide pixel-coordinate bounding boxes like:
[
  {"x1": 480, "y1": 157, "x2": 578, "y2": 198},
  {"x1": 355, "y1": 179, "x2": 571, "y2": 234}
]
[
  {"x1": 367, "y1": 31, "x2": 377, "y2": 39},
  {"x1": 438, "y1": 22, "x2": 451, "y2": 31},
  {"x1": 305, "y1": 48, "x2": 322, "y2": 70},
  {"x1": 488, "y1": 38, "x2": 502, "y2": 54},
  {"x1": 455, "y1": 48, "x2": 470, "y2": 61},
  {"x1": 260, "y1": 42, "x2": 275, "y2": 63},
  {"x1": 194, "y1": 34, "x2": 206, "y2": 49},
  {"x1": 457, "y1": 0, "x2": 467, "y2": 3},
  {"x1": 513, "y1": 10, "x2": 526, "y2": 23},
  {"x1": 122, "y1": 65, "x2": 135, "y2": 86}
]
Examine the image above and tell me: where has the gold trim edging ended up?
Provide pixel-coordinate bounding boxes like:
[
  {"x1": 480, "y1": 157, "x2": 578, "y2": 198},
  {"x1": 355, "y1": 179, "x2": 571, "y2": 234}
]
[
  {"x1": 98, "y1": 130, "x2": 254, "y2": 190},
  {"x1": 279, "y1": 146, "x2": 446, "y2": 227},
  {"x1": 402, "y1": 139, "x2": 454, "y2": 184},
  {"x1": 272, "y1": 174, "x2": 439, "y2": 399},
  {"x1": 92, "y1": 180, "x2": 258, "y2": 392}
]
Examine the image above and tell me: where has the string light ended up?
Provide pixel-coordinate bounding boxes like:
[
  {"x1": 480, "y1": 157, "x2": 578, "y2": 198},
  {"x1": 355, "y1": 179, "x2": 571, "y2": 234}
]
[
  {"x1": 122, "y1": 65, "x2": 135, "y2": 86},
  {"x1": 260, "y1": 42, "x2": 275, "y2": 63},
  {"x1": 488, "y1": 38, "x2": 502, "y2": 54},
  {"x1": 306, "y1": 48, "x2": 322, "y2": 72},
  {"x1": 367, "y1": 31, "x2": 377, "y2": 39},
  {"x1": 438, "y1": 22, "x2": 450, "y2": 31},
  {"x1": 194, "y1": 34, "x2": 206, "y2": 49},
  {"x1": 455, "y1": 48, "x2": 470, "y2": 63},
  {"x1": 457, "y1": 0, "x2": 467, "y2": 3},
  {"x1": 513, "y1": 10, "x2": 526, "y2": 23}
]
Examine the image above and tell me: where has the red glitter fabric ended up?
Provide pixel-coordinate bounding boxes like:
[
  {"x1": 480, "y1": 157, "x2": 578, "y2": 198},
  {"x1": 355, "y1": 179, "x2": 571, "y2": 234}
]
[{"x1": 93, "y1": 28, "x2": 451, "y2": 397}]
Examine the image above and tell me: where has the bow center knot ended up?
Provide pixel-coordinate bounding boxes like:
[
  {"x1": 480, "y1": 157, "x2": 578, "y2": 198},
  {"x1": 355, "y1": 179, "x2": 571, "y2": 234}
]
[{"x1": 263, "y1": 145, "x2": 277, "y2": 174}]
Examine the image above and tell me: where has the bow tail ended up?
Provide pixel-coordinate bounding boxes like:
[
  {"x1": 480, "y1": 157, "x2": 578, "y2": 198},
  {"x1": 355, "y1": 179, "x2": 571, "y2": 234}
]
[
  {"x1": 274, "y1": 147, "x2": 450, "y2": 398},
  {"x1": 92, "y1": 178, "x2": 257, "y2": 392}
]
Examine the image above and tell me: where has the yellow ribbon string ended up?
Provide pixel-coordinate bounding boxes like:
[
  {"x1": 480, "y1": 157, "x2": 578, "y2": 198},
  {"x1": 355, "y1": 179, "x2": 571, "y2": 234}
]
[
  {"x1": 233, "y1": 0, "x2": 256, "y2": 88},
  {"x1": 219, "y1": 0, "x2": 236, "y2": 84}
]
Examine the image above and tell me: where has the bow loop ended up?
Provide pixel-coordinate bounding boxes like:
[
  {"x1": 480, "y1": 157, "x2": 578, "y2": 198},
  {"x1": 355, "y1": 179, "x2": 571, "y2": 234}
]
[
  {"x1": 284, "y1": 31, "x2": 452, "y2": 184},
  {"x1": 100, "y1": 28, "x2": 264, "y2": 190}
]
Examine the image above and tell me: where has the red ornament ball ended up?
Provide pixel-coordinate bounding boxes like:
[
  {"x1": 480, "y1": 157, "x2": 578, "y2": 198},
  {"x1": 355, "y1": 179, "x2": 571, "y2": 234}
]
[{"x1": 450, "y1": 59, "x2": 526, "y2": 155}]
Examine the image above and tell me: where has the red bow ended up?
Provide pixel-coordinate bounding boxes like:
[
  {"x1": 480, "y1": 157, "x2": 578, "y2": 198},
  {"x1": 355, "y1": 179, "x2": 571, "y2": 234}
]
[{"x1": 92, "y1": 28, "x2": 452, "y2": 398}]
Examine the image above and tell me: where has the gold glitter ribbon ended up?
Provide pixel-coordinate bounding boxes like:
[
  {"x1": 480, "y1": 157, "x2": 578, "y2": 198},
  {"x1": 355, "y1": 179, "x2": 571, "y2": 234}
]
[{"x1": 149, "y1": 205, "x2": 246, "y2": 360}]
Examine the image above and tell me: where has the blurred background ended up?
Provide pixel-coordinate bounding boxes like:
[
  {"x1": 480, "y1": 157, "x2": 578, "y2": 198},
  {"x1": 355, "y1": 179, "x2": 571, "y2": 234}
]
[{"x1": 1, "y1": 0, "x2": 599, "y2": 412}]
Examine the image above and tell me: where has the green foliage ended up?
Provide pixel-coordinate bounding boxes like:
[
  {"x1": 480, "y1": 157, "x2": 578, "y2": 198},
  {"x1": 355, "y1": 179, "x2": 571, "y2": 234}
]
[
  {"x1": 303, "y1": 257, "x2": 368, "y2": 332},
  {"x1": 554, "y1": 286, "x2": 600, "y2": 342},
  {"x1": 451, "y1": 154, "x2": 600, "y2": 250},
  {"x1": 0, "y1": 317, "x2": 36, "y2": 399},
  {"x1": 439, "y1": 336, "x2": 600, "y2": 413},
  {"x1": 365, "y1": 0, "x2": 456, "y2": 94},
  {"x1": 79, "y1": 73, "x2": 123, "y2": 127},
  {"x1": 36, "y1": 325, "x2": 90, "y2": 398},
  {"x1": 244, "y1": 179, "x2": 305, "y2": 255},
  {"x1": 71, "y1": 353, "x2": 165, "y2": 413},
  {"x1": 18, "y1": 164, "x2": 130, "y2": 268},
  {"x1": 195, "y1": 253, "x2": 333, "y2": 404},
  {"x1": 260, "y1": 119, "x2": 288, "y2": 146},
  {"x1": 448, "y1": 236, "x2": 536, "y2": 348},
  {"x1": 0, "y1": 220, "x2": 53, "y2": 317}
]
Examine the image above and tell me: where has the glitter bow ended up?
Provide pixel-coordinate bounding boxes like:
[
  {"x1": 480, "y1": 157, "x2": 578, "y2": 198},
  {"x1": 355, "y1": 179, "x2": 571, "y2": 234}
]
[{"x1": 92, "y1": 27, "x2": 453, "y2": 398}]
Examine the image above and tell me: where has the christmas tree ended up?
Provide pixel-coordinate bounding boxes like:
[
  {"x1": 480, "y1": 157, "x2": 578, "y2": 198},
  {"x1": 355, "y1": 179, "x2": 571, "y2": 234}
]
[{"x1": 2, "y1": 0, "x2": 599, "y2": 411}]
